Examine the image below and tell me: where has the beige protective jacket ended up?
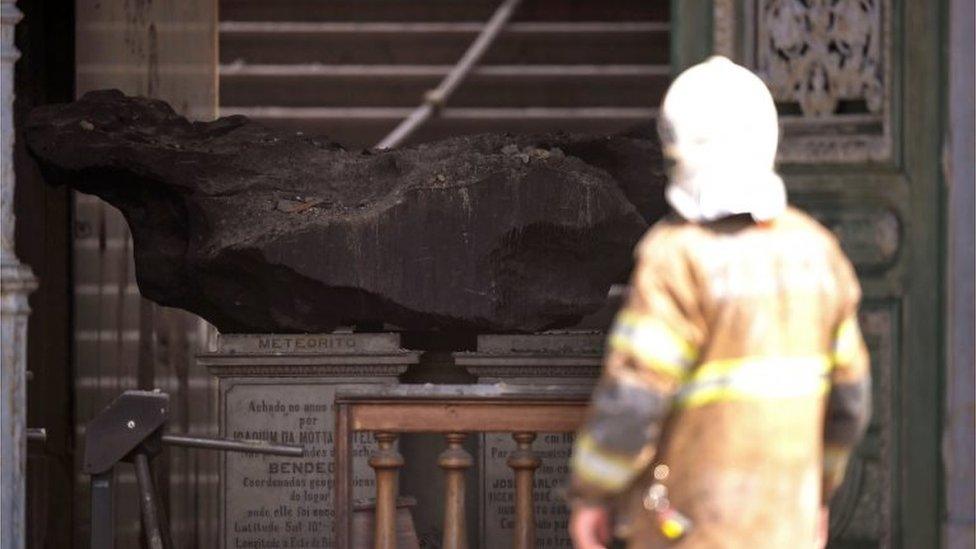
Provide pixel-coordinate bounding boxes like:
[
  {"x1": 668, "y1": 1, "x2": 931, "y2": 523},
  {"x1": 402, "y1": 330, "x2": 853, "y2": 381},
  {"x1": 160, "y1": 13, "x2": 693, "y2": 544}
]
[{"x1": 569, "y1": 208, "x2": 871, "y2": 548}]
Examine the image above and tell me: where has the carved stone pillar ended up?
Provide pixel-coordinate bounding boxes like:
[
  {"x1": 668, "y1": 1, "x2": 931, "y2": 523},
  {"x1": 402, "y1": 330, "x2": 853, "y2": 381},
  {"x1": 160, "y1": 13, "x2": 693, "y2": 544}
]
[{"x1": 0, "y1": 1, "x2": 36, "y2": 546}]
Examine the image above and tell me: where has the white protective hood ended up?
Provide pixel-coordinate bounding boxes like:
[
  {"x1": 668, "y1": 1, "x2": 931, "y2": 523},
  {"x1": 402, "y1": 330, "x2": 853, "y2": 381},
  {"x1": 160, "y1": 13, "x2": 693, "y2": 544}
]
[{"x1": 658, "y1": 56, "x2": 786, "y2": 222}]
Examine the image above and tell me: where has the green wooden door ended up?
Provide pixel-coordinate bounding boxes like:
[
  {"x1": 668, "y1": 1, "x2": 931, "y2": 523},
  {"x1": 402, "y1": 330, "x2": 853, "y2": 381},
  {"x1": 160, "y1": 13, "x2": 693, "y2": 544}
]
[{"x1": 671, "y1": 1, "x2": 944, "y2": 547}]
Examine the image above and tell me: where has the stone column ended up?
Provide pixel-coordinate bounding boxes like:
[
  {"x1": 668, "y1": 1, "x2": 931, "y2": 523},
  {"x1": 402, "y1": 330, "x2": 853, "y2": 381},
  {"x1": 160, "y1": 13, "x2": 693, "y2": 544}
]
[
  {"x1": 0, "y1": 1, "x2": 36, "y2": 546},
  {"x1": 945, "y1": 1, "x2": 975, "y2": 546}
]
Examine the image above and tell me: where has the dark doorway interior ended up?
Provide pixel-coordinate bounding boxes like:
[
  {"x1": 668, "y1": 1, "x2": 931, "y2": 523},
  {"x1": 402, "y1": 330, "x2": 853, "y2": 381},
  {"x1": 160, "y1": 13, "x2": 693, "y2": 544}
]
[{"x1": 14, "y1": 0, "x2": 76, "y2": 548}]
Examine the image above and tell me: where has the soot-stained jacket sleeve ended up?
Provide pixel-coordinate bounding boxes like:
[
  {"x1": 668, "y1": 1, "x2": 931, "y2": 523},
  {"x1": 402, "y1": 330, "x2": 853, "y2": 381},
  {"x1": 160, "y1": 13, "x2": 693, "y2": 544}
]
[
  {"x1": 823, "y1": 251, "x2": 872, "y2": 502},
  {"x1": 568, "y1": 226, "x2": 704, "y2": 505}
]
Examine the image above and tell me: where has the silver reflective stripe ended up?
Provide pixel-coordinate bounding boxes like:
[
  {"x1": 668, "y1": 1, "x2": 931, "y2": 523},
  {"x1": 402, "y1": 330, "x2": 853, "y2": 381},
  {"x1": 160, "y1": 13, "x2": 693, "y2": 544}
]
[{"x1": 675, "y1": 356, "x2": 831, "y2": 407}]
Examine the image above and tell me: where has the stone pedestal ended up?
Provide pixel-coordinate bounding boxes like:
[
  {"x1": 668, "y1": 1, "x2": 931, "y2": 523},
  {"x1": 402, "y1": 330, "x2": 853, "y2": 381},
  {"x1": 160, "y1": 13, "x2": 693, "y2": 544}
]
[
  {"x1": 455, "y1": 333, "x2": 603, "y2": 549},
  {"x1": 199, "y1": 333, "x2": 419, "y2": 549}
]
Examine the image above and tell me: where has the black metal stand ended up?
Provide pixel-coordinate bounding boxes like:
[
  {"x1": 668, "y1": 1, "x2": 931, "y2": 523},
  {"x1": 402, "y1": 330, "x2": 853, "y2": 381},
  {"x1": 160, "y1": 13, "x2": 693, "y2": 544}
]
[{"x1": 83, "y1": 390, "x2": 304, "y2": 549}]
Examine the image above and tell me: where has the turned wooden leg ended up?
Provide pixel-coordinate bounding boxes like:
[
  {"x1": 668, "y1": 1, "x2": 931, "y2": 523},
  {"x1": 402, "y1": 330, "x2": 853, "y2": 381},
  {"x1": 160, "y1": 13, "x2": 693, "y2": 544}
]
[
  {"x1": 369, "y1": 432, "x2": 403, "y2": 549},
  {"x1": 507, "y1": 432, "x2": 541, "y2": 549},
  {"x1": 438, "y1": 432, "x2": 473, "y2": 549}
]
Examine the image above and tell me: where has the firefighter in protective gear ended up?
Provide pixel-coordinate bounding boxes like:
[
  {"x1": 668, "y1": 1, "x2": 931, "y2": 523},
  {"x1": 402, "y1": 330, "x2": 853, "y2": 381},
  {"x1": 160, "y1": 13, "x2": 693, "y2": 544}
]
[{"x1": 567, "y1": 56, "x2": 871, "y2": 548}]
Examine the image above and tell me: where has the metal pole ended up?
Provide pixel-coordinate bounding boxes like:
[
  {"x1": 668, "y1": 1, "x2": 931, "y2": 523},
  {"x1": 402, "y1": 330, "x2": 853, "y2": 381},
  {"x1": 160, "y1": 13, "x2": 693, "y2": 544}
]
[
  {"x1": 375, "y1": 0, "x2": 523, "y2": 149},
  {"x1": 133, "y1": 452, "x2": 167, "y2": 549},
  {"x1": 90, "y1": 472, "x2": 115, "y2": 549},
  {"x1": 0, "y1": 1, "x2": 37, "y2": 547},
  {"x1": 160, "y1": 434, "x2": 304, "y2": 457}
]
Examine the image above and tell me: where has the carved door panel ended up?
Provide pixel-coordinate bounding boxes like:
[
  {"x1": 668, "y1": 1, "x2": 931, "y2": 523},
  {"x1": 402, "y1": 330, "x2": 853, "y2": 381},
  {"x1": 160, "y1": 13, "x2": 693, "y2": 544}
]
[{"x1": 671, "y1": 1, "x2": 943, "y2": 547}]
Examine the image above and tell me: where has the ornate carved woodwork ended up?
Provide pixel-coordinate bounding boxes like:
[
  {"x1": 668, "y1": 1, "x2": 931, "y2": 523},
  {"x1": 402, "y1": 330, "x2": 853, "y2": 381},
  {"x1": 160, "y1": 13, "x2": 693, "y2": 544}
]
[{"x1": 713, "y1": 0, "x2": 893, "y2": 162}]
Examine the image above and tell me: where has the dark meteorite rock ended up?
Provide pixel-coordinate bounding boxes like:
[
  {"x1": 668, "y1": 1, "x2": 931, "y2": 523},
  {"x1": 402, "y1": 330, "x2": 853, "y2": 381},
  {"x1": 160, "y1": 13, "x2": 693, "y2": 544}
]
[{"x1": 26, "y1": 90, "x2": 662, "y2": 333}]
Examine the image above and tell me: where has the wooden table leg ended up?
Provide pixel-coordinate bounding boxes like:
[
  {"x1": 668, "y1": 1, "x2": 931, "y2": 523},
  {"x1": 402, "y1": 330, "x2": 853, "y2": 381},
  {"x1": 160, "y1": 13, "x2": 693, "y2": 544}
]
[
  {"x1": 369, "y1": 432, "x2": 403, "y2": 549},
  {"x1": 507, "y1": 432, "x2": 541, "y2": 549},
  {"x1": 439, "y1": 433, "x2": 473, "y2": 549}
]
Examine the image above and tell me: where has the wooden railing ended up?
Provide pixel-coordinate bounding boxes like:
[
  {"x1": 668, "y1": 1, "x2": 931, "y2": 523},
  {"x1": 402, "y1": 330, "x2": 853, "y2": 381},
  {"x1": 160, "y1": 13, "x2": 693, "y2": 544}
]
[{"x1": 333, "y1": 384, "x2": 590, "y2": 549}]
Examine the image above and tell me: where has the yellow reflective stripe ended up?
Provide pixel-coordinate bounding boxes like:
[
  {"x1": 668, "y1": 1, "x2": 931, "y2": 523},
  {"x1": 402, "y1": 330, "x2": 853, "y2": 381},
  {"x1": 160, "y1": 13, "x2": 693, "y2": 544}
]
[
  {"x1": 571, "y1": 433, "x2": 640, "y2": 491},
  {"x1": 833, "y1": 317, "x2": 861, "y2": 366},
  {"x1": 693, "y1": 355, "x2": 831, "y2": 381},
  {"x1": 676, "y1": 355, "x2": 831, "y2": 408},
  {"x1": 608, "y1": 310, "x2": 697, "y2": 381},
  {"x1": 823, "y1": 445, "x2": 851, "y2": 471},
  {"x1": 822, "y1": 445, "x2": 851, "y2": 486}
]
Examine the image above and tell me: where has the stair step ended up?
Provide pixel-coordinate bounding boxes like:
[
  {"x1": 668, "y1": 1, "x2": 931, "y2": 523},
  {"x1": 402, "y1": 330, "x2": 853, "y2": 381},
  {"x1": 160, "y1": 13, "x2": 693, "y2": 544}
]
[
  {"x1": 219, "y1": 106, "x2": 658, "y2": 149},
  {"x1": 219, "y1": 22, "x2": 669, "y2": 64},
  {"x1": 220, "y1": 63, "x2": 669, "y2": 77},
  {"x1": 221, "y1": 105, "x2": 658, "y2": 120},
  {"x1": 220, "y1": 0, "x2": 668, "y2": 23},
  {"x1": 220, "y1": 64, "x2": 670, "y2": 108},
  {"x1": 220, "y1": 21, "x2": 670, "y2": 34}
]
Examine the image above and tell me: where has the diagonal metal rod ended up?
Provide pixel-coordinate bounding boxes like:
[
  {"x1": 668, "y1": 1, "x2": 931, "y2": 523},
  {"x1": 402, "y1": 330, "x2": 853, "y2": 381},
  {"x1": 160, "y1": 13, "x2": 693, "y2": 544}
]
[
  {"x1": 375, "y1": 0, "x2": 523, "y2": 149},
  {"x1": 133, "y1": 452, "x2": 168, "y2": 549},
  {"x1": 160, "y1": 434, "x2": 304, "y2": 457}
]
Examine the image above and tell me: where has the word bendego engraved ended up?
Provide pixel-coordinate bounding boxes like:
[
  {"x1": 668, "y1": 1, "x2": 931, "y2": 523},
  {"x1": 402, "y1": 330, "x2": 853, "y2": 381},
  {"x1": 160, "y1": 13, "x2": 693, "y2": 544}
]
[
  {"x1": 200, "y1": 333, "x2": 419, "y2": 549},
  {"x1": 456, "y1": 334, "x2": 603, "y2": 549}
]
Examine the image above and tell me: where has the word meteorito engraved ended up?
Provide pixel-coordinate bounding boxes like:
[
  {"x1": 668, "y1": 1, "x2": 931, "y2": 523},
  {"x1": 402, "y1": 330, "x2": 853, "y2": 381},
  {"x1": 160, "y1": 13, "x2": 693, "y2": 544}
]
[{"x1": 217, "y1": 333, "x2": 401, "y2": 356}]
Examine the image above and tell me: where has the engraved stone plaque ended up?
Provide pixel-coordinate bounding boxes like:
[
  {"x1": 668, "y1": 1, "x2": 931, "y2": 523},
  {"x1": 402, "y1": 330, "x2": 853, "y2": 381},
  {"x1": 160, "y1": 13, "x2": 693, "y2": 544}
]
[
  {"x1": 201, "y1": 333, "x2": 419, "y2": 549},
  {"x1": 456, "y1": 333, "x2": 602, "y2": 548}
]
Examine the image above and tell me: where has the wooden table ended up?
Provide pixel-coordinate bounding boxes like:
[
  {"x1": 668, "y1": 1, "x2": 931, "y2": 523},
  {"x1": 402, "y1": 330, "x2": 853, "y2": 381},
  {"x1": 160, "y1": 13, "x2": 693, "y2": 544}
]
[{"x1": 334, "y1": 384, "x2": 591, "y2": 549}]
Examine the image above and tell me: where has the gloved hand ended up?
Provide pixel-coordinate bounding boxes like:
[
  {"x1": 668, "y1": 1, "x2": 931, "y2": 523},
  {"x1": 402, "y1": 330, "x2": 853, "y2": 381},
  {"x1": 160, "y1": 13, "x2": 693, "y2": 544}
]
[
  {"x1": 570, "y1": 504, "x2": 612, "y2": 549},
  {"x1": 816, "y1": 506, "x2": 830, "y2": 549}
]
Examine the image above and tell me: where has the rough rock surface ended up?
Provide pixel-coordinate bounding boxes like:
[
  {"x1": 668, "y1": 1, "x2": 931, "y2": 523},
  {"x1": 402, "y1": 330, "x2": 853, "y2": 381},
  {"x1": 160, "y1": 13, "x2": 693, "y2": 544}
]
[{"x1": 27, "y1": 90, "x2": 664, "y2": 333}]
